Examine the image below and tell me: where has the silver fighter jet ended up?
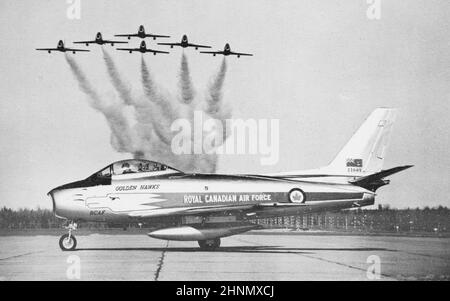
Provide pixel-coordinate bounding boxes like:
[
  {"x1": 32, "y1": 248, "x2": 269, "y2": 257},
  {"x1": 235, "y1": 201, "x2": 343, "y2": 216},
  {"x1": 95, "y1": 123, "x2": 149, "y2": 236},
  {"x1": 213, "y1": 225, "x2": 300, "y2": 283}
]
[{"x1": 48, "y1": 108, "x2": 412, "y2": 250}]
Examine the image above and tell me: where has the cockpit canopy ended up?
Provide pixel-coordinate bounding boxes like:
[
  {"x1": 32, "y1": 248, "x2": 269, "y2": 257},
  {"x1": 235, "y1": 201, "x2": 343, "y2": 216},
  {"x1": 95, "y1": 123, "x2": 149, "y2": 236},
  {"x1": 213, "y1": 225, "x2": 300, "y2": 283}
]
[{"x1": 92, "y1": 159, "x2": 180, "y2": 179}]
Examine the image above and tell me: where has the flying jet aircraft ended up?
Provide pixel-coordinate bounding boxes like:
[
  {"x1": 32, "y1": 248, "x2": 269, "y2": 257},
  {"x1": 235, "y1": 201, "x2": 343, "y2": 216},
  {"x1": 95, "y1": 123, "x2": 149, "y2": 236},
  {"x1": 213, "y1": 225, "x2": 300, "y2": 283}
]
[
  {"x1": 157, "y1": 35, "x2": 211, "y2": 50},
  {"x1": 115, "y1": 25, "x2": 170, "y2": 40},
  {"x1": 35, "y1": 40, "x2": 90, "y2": 54},
  {"x1": 73, "y1": 32, "x2": 128, "y2": 46},
  {"x1": 48, "y1": 108, "x2": 412, "y2": 251},
  {"x1": 200, "y1": 43, "x2": 253, "y2": 57},
  {"x1": 116, "y1": 41, "x2": 169, "y2": 55}
]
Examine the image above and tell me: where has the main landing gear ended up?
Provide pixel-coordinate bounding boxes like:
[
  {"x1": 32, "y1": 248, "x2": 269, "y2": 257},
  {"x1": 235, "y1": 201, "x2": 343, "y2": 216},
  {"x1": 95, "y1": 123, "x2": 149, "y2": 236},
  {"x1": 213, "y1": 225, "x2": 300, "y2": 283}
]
[
  {"x1": 59, "y1": 222, "x2": 78, "y2": 251},
  {"x1": 198, "y1": 238, "x2": 221, "y2": 250}
]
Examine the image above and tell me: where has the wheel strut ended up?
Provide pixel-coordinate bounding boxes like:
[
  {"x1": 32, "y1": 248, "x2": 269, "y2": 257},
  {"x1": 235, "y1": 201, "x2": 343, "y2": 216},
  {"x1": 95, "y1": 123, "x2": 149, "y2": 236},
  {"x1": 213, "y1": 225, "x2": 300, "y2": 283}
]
[{"x1": 59, "y1": 221, "x2": 78, "y2": 251}]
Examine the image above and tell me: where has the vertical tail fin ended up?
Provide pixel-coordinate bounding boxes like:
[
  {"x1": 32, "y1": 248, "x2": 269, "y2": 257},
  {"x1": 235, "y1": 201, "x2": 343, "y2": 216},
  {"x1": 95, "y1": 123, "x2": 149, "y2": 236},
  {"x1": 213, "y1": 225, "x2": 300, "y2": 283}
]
[{"x1": 325, "y1": 108, "x2": 397, "y2": 175}]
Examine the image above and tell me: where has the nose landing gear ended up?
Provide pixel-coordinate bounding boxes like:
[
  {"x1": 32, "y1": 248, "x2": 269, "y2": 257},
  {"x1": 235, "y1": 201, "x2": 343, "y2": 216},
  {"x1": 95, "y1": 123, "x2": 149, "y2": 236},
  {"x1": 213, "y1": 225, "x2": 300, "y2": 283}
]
[{"x1": 59, "y1": 222, "x2": 77, "y2": 251}]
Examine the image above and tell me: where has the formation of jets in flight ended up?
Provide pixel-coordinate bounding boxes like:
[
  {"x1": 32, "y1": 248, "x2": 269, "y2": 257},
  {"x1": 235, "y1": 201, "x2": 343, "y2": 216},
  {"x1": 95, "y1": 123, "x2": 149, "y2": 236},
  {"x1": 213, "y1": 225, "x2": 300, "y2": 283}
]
[{"x1": 36, "y1": 25, "x2": 253, "y2": 57}]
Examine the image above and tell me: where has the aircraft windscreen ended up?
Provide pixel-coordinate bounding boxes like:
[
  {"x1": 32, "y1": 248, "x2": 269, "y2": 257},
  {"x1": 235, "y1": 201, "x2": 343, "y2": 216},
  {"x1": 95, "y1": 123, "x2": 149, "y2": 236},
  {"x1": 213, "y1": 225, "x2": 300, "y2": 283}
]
[
  {"x1": 96, "y1": 165, "x2": 112, "y2": 178},
  {"x1": 112, "y1": 160, "x2": 168, "y2": 175}
]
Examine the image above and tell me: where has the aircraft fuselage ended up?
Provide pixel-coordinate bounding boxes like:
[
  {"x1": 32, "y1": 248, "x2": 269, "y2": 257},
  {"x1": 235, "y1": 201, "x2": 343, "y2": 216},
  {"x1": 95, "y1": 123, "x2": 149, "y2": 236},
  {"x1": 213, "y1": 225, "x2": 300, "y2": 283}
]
[{"x1": 49, "y1": 169, "x2": 374, "y2": 223}]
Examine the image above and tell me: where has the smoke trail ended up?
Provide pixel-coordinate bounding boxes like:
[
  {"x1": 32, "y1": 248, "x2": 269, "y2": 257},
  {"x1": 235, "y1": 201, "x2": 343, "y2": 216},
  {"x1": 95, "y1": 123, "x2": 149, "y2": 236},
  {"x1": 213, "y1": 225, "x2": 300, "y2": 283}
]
[
  {"x1": 140, "y1": 57, "x2": 210, "y2": 173},
  {"x1": 102, "y1": 101, "x2": 137, "y2": 153},
  {"x1": 178, "y1": 53, "x2": 195, "y2": 104},
  {"x1": 64, "y1": 54, "x2": 103, "y2": 111},
  {"x1": 140, "y1": 57, "x2": 170, "y2": 145},
  {"x1": 65, "y1": 52, "x2": 232, "y2": 174},
  {"x1": 141, "y1": 56, "x2": 177, "y2": 115},
  {"x1": 175, "y1": 54, "x2": 208, "y2": 171},
  {"x1": 205, "y1": 58, "x2": 227, "y2": 114},
  {"x1": 65, "y1": 54, "x2": 136, "y2": 153},
  {"x1": 102, "y1": 48, "x2": 135, "y2": 106},
  {"x1": 140, "y1": 56, "x2": 157, "y2": 100},
  {"x1": 203, "y1": 58, "x2": 231, "y2": 145},
  {"x1": 140, "y1": 57, "x2": 179, "y2": 146}
]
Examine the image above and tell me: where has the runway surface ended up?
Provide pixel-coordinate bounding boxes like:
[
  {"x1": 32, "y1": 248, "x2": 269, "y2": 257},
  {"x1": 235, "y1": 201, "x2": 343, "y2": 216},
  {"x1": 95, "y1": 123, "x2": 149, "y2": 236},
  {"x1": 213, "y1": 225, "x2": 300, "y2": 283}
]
[{"x1": 0, "y1": 233, "x2": 449, "y2": 280}]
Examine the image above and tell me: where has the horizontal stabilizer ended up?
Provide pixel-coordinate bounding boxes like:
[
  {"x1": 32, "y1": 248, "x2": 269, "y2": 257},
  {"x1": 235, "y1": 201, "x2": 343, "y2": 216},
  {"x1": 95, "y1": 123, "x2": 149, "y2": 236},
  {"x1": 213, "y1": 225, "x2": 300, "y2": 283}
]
[{"x1": 350, "y1": 165, "x2": 413, "y2": 191}]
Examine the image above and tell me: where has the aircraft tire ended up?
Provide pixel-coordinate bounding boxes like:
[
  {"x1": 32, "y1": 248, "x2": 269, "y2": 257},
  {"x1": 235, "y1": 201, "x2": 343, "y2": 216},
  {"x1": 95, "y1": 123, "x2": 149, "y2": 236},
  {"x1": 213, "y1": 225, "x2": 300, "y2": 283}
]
[
  {"x1": 198, "y1": 238, "x2": 220, "y2": 250},
  {"x1": 59, "y1": 234, "x2": 77, "y2": 251}
]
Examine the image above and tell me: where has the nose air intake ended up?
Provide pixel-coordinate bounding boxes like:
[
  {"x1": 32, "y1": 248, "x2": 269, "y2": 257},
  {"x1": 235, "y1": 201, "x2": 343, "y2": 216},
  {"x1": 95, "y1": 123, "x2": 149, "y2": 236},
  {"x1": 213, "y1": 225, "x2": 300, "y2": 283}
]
[{"x1": 47, "y1": 190, "x2": 57, "y2": 214}]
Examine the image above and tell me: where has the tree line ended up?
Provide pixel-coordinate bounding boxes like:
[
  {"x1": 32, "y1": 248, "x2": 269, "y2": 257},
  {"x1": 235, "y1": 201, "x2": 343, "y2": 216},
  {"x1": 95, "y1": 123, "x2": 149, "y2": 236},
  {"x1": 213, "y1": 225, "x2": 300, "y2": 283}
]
[
  {"x1": 0, "y1": 205, "x2": 448, "y2": 233},
  {"x1": 257, "y1": 205, "x2": 449, "y2": 233}
]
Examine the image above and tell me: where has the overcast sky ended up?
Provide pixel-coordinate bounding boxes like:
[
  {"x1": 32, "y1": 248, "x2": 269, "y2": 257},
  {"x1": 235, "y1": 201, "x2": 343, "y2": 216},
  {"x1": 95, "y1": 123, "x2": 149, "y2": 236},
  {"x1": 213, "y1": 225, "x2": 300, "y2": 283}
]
[{"x1": 0, "y1": 0, "x2": 449, "y2": 209}]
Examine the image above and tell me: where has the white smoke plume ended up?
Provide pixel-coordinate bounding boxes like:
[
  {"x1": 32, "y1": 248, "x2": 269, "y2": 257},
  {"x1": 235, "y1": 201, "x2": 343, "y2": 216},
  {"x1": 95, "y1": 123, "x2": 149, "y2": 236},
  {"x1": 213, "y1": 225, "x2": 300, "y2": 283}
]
[
  {"x1": 65, "y1": 54, "x2": 137, "y2": 154},
  {"x1": 140, "y1": 57, "x2": 178, "y2": 146},
  {"x1": 178, "y1": 53, "x2": 195, "y2": 104},
  {"x1": 66, "y1": 53, "x2": 230, "y2": 173},
  {"x1": 64, "y1": 54, "x2": 103, "y2": 110},
  {"x1": 205, "y1": 58, "x2": 228, "y2": 115},
  {"x1": 203, "y1": 58, "x2": 231, "y2": 146},
  {"x1": 102, "y1": 48, "x2": 135, "y2": 106}
]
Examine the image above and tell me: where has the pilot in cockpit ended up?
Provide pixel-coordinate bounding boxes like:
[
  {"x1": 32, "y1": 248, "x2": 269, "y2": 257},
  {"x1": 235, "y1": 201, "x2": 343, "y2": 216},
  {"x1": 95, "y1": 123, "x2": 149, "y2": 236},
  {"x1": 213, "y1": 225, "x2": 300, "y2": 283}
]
[
  {"x1": 138, "y1": 162, "x2": 150, "y2": 172},
  {"x1": 121, "y1": 162, "x2": 134, "y2": 174}
]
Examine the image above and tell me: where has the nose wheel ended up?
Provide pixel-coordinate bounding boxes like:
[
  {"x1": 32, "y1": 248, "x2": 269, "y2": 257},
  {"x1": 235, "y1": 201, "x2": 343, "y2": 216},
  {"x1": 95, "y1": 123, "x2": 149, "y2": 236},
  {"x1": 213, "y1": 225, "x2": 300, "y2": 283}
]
[
  {"x1": 198, "y1": 238, "x2": 221, "y2": 250},
  {"x1": 59, "y1": 233, "x2": 77, "y2": 251},
  {"x1": 59, "y1": 222, "x2": 78, "y2": 251}
]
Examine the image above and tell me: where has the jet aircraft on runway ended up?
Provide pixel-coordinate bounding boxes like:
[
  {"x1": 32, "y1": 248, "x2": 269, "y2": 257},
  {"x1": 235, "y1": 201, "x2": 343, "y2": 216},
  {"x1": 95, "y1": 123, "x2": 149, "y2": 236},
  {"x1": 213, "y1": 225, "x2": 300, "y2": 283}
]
[
  {"x1": 48, "y1": 108, "x2": 411, "y2": 251},
  {"x1": 157, "y1": 35, "x2": 211, "y2": 50},
  {"x1": 115, "y1": 25, "x2": 170, "y2": 40},
  {"x1": 200, "y1": 43, "x2": 252, "y2": 57},
  {"x1": 74, "y1": 32, "x2": 128, "y2": 46},
  {"x1": 36, "y1": 40, "x2": 90, "y2": 54},
  {"x1": 116, "y1": 41, "x2": 169, "y2": 55}
]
